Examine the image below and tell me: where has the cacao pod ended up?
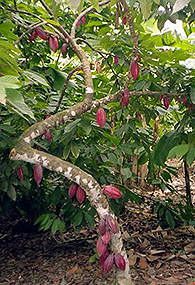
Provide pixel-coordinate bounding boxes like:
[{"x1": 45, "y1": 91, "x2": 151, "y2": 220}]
[
  {"x1": 76, "y1": 186, "x2": 86, "y2": 203},
  {"x1": 49, "y1": 36, "x2": 58, "y2": 52},
  {"x1": 99, "y1": 219, "x2": 106, "y2": 236},
  {"x1": 163, "y1": 96, "x2": 169, "y2": 109},
  {"x1": 33, "y1": 163, "x2": 43, "y2": 185},
  {"x1": 188, "y1": 104, "x2": 193, "y2": 112},
  {"x1": 61, "y1": 43, "x2": 67, "y2": 55},
  {"x1": 17, "y1": 165, "x2": 24, "y2": 181},
  {"x1": 137, "y1": 54, "x2": 141, "y2": 62},
  {"x1": 101, "y1": 231, "x2": 111, "y2": 245},
  {"x1": 159, "y1": 94, "x2": 163, "y2": 102},
  {"x1": 29, "y1": 30, "x2": 38, "y2": 42},
  {"x1": 45, "y1": 130, "x2": 51, "y2": 143},
  {"x1": 36, "y1": 27, "x2": 47, "y2": 40},
  {"x1": 182, "y1": 95, "x2": 187, "y2": 106},
  {"x1": 76, "y1": 20, "x2": 81, "y2": 28},
  {"x1": 114, "y1": 56, "x2": 119, "y2": 64},
  {"x1": 99, "y1": 250, "x2": 109, "y2": 272},
  {"x1": 123, "y1": 16, "x2": 127, "y2": 25},
  {"x1": 103, "y1": 185, "x2": 122, "y2": 199},
  {"x1": 45, "y1": 114, "x2": 50, "y2": 119},
  {"x1": 106, "y1": 215, "x2": 118, "y2": 234},
  {"x1": 68, "y1": 183, "x2": 78, "y2": 199},
  {"x1": 176, "y1": 94, "x2": 181, "y2": 103},
  {"x1": 131, "y1": 60, "x2": 139, "y2": 81},
  {"x1": 96, "y1": 236, "x2": 108, "y2": 257},
  {"x1": 81, "y1": 16, "x2": 86, "y2": 24},
  {"x1": 121, "y1": 87, "x2": 130, "y2": 107},
  {"x1": 103, "y1": 253, "x2": 114, "y2": 274},
  {"x1": 114, "y1": 253, "x2": 126, "y2": 271},
  {"x1": 96, "y1": 107, "x2": 106, "y2": 128}
]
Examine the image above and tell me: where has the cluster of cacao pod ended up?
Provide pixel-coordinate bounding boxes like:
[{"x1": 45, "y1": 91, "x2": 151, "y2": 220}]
[
  {"x1": 97, "y1": 215, "x2": 126, "y2": 274},
  {"x1": 29, "y1": 27, "x2": 67, "y2": 55},
  {"x1": 68, "y1": 183, "x2": 86, "y2": 203},
  {"x1": 96, "y1": 107, "x2": 106, "y2": 128},
  {"x1": 160, "y1": 94, "x2": 194, "y2": 112}
]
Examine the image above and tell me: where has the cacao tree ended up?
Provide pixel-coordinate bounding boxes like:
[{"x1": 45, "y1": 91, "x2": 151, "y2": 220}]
[{"x1": 1, "y1": 0, "x2": 195, "y2": 283}]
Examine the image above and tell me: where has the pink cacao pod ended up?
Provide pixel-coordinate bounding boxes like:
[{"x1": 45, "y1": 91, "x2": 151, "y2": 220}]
[
  {"x1": 176, "y1": 94, "x2": 181, "y2": 103},
  {"x1": 106, "y1": 215, "x2": 118, "y2": 234},
  {"x1": 49, "y1": 36, "x2": 58, "y2": 52},
  {"x1": 114, "y1": 56, "x2": 119, "y2": 64},
  {"x1": 101, "y1": 231, "x2": 111, "y2": 245},
  {"x1": 114, "y1": 253, "x2": 126, "y2": 271},
  {"x1": 36, "y1": 27, "x2": 47, "y2": 40},
  {"x1": 33, "y1": 163, "x2": 43, "y2": 185},
  {"x1": 17, "y1": 165, "x2": 24, "y2": 181},
  {"x1": 61, "y1": 43, "x2": 67, "y2": 55},
  {"x1": 96, "y1": 236, "x2": 108, "y2": 257},
  {"x1": 99, "y1": 250, "x2": 109, "y2": 272},
  {"x1": 182, "y1": 95, "x2": 187, "y2": 106},
  {"x1": 121, "y1": 87, "x2": 130, "y2": 107},
  {"x1": 81, "y1": 16, "x2": 86, "y2": 24},
  {"x1": 131, "y1": 60, "x2": 139, "y2": 81},
  {"x1": 163, "y1": 96, "x2": 169, "y2": 109},
  {"x1": 159, "y1": 94, "x2": 163, "y2": 102},
  {"x1": 99, "y1": 219, "x2": 106, "y2": 236},
  {"x1": 103, "y1": 253, "x2": 114, "y2": 274},
  {"x1": 45, "y1": 130, "x2": 51, "y2": 143},
  {"x1": 76, "y1": 186, "x2": 86, "y2": 203},
  {"x1": 29, "y1": 29, "x2": 38, "y2": 42},
  {"x1": 96, "y1": 107, "x2": 106, "y2": 128},
  {"x1": 123, "y1": 16, "x2": 127, "y2": 25},
  {"x1": 68, "y1": 183, "x2": 78, "y2": 199},
  {"x1": 103, "y1": 185, "x2": 122, "y2": 199},
  {"x1": 76, "y1": 20, "x2": 81, "y2": 28}
]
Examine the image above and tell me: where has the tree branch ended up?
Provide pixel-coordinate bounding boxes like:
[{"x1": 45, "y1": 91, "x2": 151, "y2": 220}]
[{"x1": 39, "y1": 0, "x2": 54, "y2": 17}]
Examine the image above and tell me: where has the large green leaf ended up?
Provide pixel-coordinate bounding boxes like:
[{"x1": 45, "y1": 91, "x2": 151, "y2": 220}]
[
  {"x1": 139, "y1": 0, "x2": 152, "y2": 19},
  {"x1": 89, "y1": 0, "x2": 99, "y2": 10},
  {"x1": 24, "y1": 70, "x2": 50, "y2": 87},
  {"x1": 172, "y1": 0, "x2": 191, "y2": 14},
  {"x1": 0, "y1": 76, "x2": 21, "y2": 105},
  {"x1": 6, "y1": 89, "x2": 35, "y2": 120},
  {"x1": 68, "y1": 0, "x2": 82, "y2": 10},
  {"x1": 153, "y1": 131, "x2": 181, "y2": 165},
  {"x1": 190, "y1": 86, "x2": 195, "y2": 104},
  {"x1": 167, "y1": 144, "x2": 189, "y2": 159}
]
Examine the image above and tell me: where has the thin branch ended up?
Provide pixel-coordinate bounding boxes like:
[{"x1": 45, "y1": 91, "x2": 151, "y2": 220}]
[
  {"x1": 76, "y1": 38, "x2": 120, "y2": 86},
  {"x1": 39, "y1": 0, "x2": 54, "y2": 17},
  {"x1": 71, "y1": 0, "x2": 111, "y2": 38},
  {"x1": 53, "y1": 66, "x2": 82, "y2": 114}
]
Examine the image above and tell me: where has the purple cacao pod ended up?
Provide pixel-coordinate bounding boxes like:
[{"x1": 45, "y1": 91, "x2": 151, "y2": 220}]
[
  {"x1": 159, "y1": 94, "x2": 163, "y2": 102},
  {"x1": 101, "y1": 231, "x2": 111, "y2": 245},
  {"x1": 29, "y1": 29, "x2": 38, "y2": 42},
  {"x1": 123, "y1": 16, "x2": 127, "y2": 25},
  {"x1": 61, "y1": 43, "x2": 67, "y2": 55},
  {"x1": 176, "y1": 95, "x2": 181, "y2": 103},
  {"x1": 99, "y1": 219, "x2": 106, "y2": 236},
  {"x1": 163, "y1": 96, "x2": 170, "y2": 109},
  {"x1": 49, "y1": 36, "x2": 58, "y2": 52},
  {"x1": 103, "y1": 185, "x2": 122, "y2": 199},
  {"x1": 106, "y1": 215, "x2": 118, "y2": 234},
  {"x1": 131, "y1": 60, "x2": 139, "y2": 81},
  {"x1": 36, "y1": 27, "x2": 47, "y2": 40},
  {"x1": 68, "y1": 183, "x2": 78, "y2": 199},
  {"x1": 33, "y1": 163, "x2": 43, "y2": 185},
  {"x1": 99, "y1": 250, "x2": 109, "y2": 272},
  {"x1": 96, "y1": 236, "x2": 108, "y2": 257},
  {"x1": 17, "y1": 165, "x2": 24, "y2": 181},
  {"x1": 182, "y1": 95, "x2": 187, "y2": 106},
  {"x1": 81, "y1": 16, "x2": 86, "y2": 24},
  {"x1": 114, "y1": 253, "x2": 126, "y2": 271},
  {"x1": 76, "y1": 186, "x2": 86, "y2": 203},
  {"x1": 103, "y1": 253, "x2": 114, "y2": 274},
  {"x1": 45, "y1": 130, "x2": 51, "y2": 143},
  {"x1": 114, "y1": 56, "x2": 119, "y2": 64},
  {"x1": 76, "y1": 20, "x2": 81, "y2": 28},
  {"x1": 96, "y1": 107, "x2": 106, "y2": 128}
]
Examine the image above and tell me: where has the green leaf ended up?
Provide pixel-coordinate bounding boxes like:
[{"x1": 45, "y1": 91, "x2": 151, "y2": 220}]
[
  {"x1": 52, "y1": 187, "x2": 61, "y2": 206},
  {"x1": 0, "y1": 76, "x2": 21, "y2": 105},
  {"x1": 70, "y1": 141, "x2": 80, "y2": 158},
  {"x1": 72, "y1": 211, "x2": 83, "y2": 226},
  {"x1": 24, "y1": 70, "x2": 50, "y2": 87},
  {"x1": 89, "y1": 0, "x2": 99, "y2": 11},
  {"x1": 165, "y1": 210, "x2": 175, "y2": 228},
  {"x1": 121, "y1": 168, "x2": 132, "y2": 180},
  {"x1": 7, "y1": 183, "x2": 16, "y2": 201},
  {"x1": 186, "y1": 147, "x2": 195, "y2": 165},
  {"x1": 167, "y1": 144, "x2": 189, "y2": 159},
  {"x1": 84, "y1": 212, "x2": 95, "y2": 228},
  {"x1": 102, "y1": 132, "x2": 120, "y2": 147},
  {"x1": 51, "y1": 218, "x2": 65, "y2": 235},
  {"x1": 190, "y1": 87, "x2": 195, "y2": 104},
  {"x1": 172, "y1": 0, "x2": 191, "y2": 15},
  {"x1": 64, "y1": 119, "x2": 81, "y2": 133},
  {"x1": 80, "y1": 118, "x2": 92, "y2": 135},
  {"x1": 139, "y1": 0, "x2": 152, "y2": 19},
  {"x1": 6, "y1": 89, "x2": 35, "y2": 120},
  {"x1": 68, "y1": 0, "x2": 82, "y2": 10}
]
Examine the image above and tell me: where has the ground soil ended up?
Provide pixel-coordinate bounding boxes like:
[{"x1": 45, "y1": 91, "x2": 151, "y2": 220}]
[{"x1": 0, "y1": 161, "x2": 195, "y2": 285}]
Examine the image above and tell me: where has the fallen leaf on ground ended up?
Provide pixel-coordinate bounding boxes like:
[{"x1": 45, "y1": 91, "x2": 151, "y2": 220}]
[{"x1": 139, "y1": 257, "x2": 148, "y2": 269}]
